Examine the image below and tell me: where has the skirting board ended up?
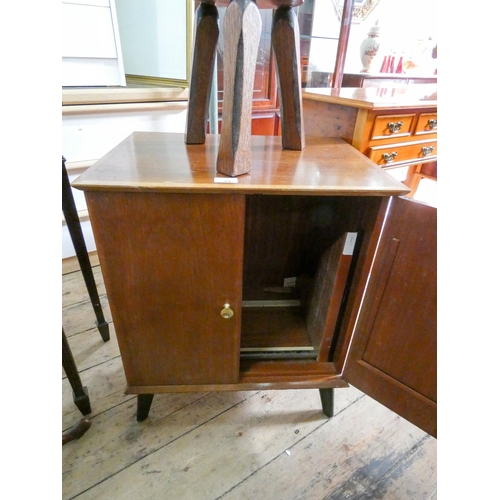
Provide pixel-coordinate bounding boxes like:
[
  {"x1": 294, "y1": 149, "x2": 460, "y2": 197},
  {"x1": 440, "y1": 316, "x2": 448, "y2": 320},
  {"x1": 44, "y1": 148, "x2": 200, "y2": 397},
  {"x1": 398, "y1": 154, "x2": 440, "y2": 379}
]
[{"x1": 62, "y1": 251, "x2": 100, "y2": 275}]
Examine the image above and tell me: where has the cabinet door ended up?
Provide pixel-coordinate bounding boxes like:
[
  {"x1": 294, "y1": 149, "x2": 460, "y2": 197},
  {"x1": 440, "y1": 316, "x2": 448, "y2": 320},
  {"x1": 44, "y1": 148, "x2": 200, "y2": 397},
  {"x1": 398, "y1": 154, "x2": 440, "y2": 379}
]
[
  {"x1": 343, "y1": 196, "x2": 436, "y2": 437},
  {"x1": 86, "y1": 191, "x2": 245, "y2": 387}
]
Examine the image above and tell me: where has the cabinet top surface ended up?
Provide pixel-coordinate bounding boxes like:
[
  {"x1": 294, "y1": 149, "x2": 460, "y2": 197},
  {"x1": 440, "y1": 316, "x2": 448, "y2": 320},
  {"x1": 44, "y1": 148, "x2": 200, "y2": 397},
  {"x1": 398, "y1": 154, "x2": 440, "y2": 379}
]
[
  {"x1": 72, "y1": 132, "x2": 409, "y2": 196},
  {"x1": 303, "y1": 85, "x2": 437, "y2": 110}
]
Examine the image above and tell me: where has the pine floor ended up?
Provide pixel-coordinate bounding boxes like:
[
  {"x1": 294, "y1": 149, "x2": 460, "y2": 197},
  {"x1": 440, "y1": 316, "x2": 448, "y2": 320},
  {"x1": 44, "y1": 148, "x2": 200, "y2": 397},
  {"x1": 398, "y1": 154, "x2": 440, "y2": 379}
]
[{"x1": 62, "y1": 264, "x2": 437, "y2": 500}]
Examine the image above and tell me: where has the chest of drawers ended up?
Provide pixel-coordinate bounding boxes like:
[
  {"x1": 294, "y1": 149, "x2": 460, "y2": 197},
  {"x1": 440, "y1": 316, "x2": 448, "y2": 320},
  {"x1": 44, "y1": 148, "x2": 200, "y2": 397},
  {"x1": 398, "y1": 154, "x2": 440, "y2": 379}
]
[{"x1": 303, "y1": 86, "x2": 437, "y2": 196}]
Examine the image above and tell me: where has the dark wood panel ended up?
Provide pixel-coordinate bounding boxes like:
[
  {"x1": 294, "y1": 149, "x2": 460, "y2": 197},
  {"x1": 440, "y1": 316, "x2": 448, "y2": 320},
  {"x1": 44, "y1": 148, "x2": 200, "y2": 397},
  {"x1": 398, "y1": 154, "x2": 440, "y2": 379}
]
[
  {"x1": 306, "y1": 233, "x2": 356, "y2": 361},
  {"x1": 344, "y1": 196, "x2": 436, "y2": 437},
  {"x1": 85, "y1": 191, "x2": 246, "y2": 387},
  {"x1": 241, "y1": 306, "x2": 311, "y2": 349}
]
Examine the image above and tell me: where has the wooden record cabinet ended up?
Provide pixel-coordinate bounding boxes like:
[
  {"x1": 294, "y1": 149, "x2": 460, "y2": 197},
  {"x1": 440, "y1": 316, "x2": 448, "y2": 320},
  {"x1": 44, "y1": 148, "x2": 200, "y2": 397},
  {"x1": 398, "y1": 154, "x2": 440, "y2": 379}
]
[{"x1": 73, "y1": 132, "x2": 436, "y2": 437}]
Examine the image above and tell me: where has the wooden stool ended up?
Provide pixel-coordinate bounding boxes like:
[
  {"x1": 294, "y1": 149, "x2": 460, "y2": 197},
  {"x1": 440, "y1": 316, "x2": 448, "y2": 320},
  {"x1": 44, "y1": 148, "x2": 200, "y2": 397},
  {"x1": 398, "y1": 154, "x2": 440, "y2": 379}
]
[{"x1": 185, "y1": 0, "x2": 304, "y2": 177}]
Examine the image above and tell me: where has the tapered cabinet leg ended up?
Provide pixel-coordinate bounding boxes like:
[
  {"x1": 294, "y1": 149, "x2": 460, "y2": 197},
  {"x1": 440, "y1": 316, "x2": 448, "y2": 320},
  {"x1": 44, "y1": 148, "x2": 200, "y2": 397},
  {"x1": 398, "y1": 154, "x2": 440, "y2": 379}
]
[
  {"x1": 319, "y1": 388, "x2": 334, "y2": 418},
  {"x1": 271, "y1": 6, "x2": 305, "y2": 151},
  {"x1": 185, "y1": 1, "x2": 220, "y2": 144},
  {"x1": 217, "y1": 0, "x2": 262, "y2": 177},
  {"x1": 137, "y1": 394, "x2": 155, "y2": 422}
]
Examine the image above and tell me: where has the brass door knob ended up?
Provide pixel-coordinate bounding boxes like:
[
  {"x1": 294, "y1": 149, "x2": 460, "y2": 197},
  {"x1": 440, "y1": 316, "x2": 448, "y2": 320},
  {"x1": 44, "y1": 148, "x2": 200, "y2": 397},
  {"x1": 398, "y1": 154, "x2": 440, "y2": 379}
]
[{"x1": 220, "y1": 304, "x2": 234, "y2": 319}]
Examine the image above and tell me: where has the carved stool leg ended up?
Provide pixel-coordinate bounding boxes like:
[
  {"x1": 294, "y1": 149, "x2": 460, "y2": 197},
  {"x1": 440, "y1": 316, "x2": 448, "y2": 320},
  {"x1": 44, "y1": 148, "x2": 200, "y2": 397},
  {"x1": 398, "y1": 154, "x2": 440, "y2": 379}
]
[
  {"x1": 319, "y1": 388, "x2": 334, "y2": 418},
  {"x1": 137, "y1": 394, "x2": 155, "y2": 422},
  {"x1": 272, "y1": 6, "x2": 305, "y2": 151},
  {"x1": 217, "y1": 0, "x2": 262, "y2": 177},
  {"x1": 62, "y1": 157, "x2": 110, "y2": 342},
  {"x1": 63, "y1": 329, "x2": 91, "y2": 416},
  {"x1": 185, "y1": 1, "x2": 220, "y2": 144}
]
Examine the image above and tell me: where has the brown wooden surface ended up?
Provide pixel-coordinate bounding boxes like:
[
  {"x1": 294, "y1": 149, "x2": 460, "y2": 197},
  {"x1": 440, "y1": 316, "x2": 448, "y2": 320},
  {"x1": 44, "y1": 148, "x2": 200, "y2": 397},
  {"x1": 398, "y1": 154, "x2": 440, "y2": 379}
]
[
  {"x1": 323, "y1": 196, "x2": 388, "y2": 372},
  {"x1": 306, "y1": 233, "x2": 355, "y2": 362},
  {"x1": 241, "y1": 306, "x2": 312, "y2": 349},
  {"x1": 72, "y1": 132, "x2": 408, "y2": 196},
  {"x1": 303, "y1": 85, "x2": 437, "y2": 111},
  {"x1": 126, "y1": 360, "x2": 346, "y2": 394},
  {"x1": 404, "y1": 160, "x2": 437, "y2": 198},
  {"x1": 85, "y1": 191, "x2": 245, "y2": 387},
  {"x1": 370, "y1": 113, "x2": 416, "y2": 139},
  {"x1": 302, "y1": 93, "x2": 437, "y2": 197},
  {"x1": 271, "y1": 5, "x2": 304, "y2": 150},
  {"x1": 63, "y1": 264, "x2": 436, "y2": 500},
  {"x1": 343, "y1": 196, "x2": 437, "y2": 437},
  {"x1": 185, "y1": 1, "x2": 219, "y2": 144},
  {"x1": 415, "y1": 111, "x2": 438, "y2": 135},
  {"x1": 354, "y1": 107, "x2": 437, "y2": 152},
  {"x1": 331, "y1": 0, "x2": 354, "y2": 88},
  {"x1": 341, "y1": 73, "x2": 437, "y2": 88},
  {"x1": 217, "y1": 0, "x2": 262, "y2": 176},
  {"x1": 367, "y1": 140, "x2": 437, "y2": 167}
]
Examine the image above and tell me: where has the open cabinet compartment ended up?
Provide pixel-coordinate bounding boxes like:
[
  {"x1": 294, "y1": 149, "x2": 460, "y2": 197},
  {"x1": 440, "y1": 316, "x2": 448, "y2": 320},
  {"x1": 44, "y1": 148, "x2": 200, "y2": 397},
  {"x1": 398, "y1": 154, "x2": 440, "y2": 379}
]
[{"x1": 239, "y1": 194, "x2": 360, "y2": 363}]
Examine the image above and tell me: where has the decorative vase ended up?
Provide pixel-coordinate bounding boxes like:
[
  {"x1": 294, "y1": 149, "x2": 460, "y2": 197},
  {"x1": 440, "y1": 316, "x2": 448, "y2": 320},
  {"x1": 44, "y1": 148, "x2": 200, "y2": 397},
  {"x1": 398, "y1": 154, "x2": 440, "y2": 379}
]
[{"x1": 360, "y1": 21, "x2": 382, "y2": 73}]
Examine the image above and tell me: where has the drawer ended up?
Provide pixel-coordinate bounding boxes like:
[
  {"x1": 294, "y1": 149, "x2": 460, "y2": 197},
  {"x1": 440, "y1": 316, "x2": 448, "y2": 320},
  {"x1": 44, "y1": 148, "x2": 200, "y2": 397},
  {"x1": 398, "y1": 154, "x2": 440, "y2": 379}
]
[
  {"x1": 370, "y1": 113, "x2": 416, "y2": 140},
  {"x1": 415, "y1": 112, "x2": 438, "y2": 135},
  {"x1": 368, "y1": 140, "x2": 437, "y2": 166}
]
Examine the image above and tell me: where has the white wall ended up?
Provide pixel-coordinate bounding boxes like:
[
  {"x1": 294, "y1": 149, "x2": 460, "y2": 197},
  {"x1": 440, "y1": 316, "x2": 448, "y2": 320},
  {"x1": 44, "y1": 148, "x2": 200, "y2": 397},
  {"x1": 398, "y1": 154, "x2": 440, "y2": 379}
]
[
  {"x1": 62, "y1": 0, "x2": 126, "y2": 86},
  {"x1": 62, "y1": 103, "x2": 187, "y2": 259}
]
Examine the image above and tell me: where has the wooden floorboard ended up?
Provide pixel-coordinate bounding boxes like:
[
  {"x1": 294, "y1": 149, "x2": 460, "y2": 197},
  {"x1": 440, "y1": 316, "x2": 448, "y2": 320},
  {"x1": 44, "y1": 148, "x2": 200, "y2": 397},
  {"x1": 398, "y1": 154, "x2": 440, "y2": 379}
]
[{"x1": 62, "y1": 266, "x2": 437, "y2": 500}]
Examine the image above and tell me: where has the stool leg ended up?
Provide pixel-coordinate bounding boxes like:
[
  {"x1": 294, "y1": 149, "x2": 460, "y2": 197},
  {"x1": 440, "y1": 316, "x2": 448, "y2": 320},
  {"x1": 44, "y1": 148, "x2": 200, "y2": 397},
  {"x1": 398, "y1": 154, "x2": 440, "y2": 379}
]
[
  {"x1": 62, "y1": 157, "x2": 109, "y2": 342},
  {"x1": 137, "y1": 394, "x2": 155, "y2": 422},
  {"x1": 216, "y1": 0, "x2": 261, "y2": 177},
  {"x1": 185, "y1": 1, "x2": 220, "y2": 144},
  {"x1": 319, "y1": 388, "x2": 334, "y2": 418},
  {"x1": 272, "y1": 6, "x2": 305, "y2": 151},
  {"x1": 63, "y1": 329, "x2": 91, "y2": 416}
]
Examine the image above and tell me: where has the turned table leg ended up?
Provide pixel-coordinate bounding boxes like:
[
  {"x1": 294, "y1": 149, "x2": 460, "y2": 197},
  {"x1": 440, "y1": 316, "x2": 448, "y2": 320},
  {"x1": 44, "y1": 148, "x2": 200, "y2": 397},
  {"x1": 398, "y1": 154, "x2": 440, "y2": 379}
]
[
  {"x1": 62, "y1": 157, "x2": 110, "y2": 342},
  {"x1": 216, "y1": 0, "x2": 262, "y2": 177},
  {"x1": 137, "y1": 394, "x2": 155, "y2": 422},
  {"x1": 185, "y1": 1, "x2": 220, "y2": 144},
  {"x1": 319, "y1": 388, "x2": 334, "y2": 418},
  {"x1": 63, "y1": 328, "x2": 91, "y2": 416},
  {"x1": 271, "y1": 5, "x2": 305, "y2": 151}
]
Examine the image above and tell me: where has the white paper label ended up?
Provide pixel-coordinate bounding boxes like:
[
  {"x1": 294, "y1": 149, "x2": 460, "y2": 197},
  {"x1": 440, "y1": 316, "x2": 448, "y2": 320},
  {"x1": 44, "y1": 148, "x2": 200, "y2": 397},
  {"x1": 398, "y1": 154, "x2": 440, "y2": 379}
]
[
  {"x1": 343, "y1": 232, "x2": 358, "y2": 255},
  {"x1": 214, "y1": 177, "x2": 238, "y2": 183},
  {"x1": 283, "y1": 277, "x2": 297, "y2": 287}
]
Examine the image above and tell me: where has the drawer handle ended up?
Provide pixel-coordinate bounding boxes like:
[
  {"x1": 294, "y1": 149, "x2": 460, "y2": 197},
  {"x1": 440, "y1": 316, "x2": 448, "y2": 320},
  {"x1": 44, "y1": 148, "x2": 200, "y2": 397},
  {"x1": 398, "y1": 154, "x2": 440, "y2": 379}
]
[
  {"x1": 427, "y1": 119, "x2": 437, "y2": 129},
  {"x1": 382, "y1": 152, "x2": 398, "y2": 163},
  {"x1": 387, "y1": 121, "x2": 403, "y2": 133},
  {"x1": 220, "y1": 303, "x2": 234, "y2": 319},
  {"x1": 421, "y1": 146, "x2": 435, "y2": 156}
]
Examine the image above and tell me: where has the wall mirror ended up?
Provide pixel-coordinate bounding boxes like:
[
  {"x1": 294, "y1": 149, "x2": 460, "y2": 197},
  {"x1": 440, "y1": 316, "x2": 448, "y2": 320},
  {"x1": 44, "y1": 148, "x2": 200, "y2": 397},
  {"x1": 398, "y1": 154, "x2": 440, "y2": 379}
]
[
  {"x1": 62, "y1": 0, "x2": 436, "y2": 97},
  {"x1": 62, "y1": 0, "x2": 192, "y2": 89}
]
